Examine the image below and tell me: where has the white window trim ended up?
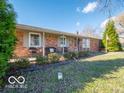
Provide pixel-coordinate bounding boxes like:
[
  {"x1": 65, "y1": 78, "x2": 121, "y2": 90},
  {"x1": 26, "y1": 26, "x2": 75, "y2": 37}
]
[
  {"x1": 29, "y1": 32, "x2": 41, "y2": 48},
  {"x1": 59, "y1": 36, "x2": 67, "y2": 47},
  {"x1": 82, "y1": 38, "x2": 90, "y2": 48}
]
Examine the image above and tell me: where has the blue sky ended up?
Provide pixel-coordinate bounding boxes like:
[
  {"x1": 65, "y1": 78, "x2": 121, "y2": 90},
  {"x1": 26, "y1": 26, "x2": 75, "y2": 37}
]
[{"x1": 10, "y1": 0, "x2": 124, "y2": 34}]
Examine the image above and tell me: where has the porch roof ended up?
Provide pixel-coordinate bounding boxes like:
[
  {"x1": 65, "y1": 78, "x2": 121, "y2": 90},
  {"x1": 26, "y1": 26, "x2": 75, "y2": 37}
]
[{"x1": 16, "y1": 24, "x2": 100, "y2": 39}]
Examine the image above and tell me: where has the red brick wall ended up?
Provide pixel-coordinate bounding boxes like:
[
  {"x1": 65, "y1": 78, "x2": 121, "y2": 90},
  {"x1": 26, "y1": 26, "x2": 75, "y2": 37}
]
[
  {"x1": 45, "y1": 33, "x2": 58, "y2": 48},
  {"x1": 45, "y1": 33, "x2": 79, "y2": 53},
  {"x1": 68, "y1": 37, "x2": 78, "y2": 51},
  {"x1": 14, "y1": 30, "x2": 30, "y2": 57},
  {"x1": 14, "y1": 29, "x2": 43, "y2": 57},
  {"x1": 90, "y1": 38, "x2": 100, "y2": 51},
  {"x1": 14, "y1": 28, "x2": 100, "y2": 57}
]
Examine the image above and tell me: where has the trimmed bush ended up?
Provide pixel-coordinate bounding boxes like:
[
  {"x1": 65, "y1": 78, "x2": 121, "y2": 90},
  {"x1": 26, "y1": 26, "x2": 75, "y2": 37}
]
[
  {"x1": 48, "y1": 53, "x2": 60, "y2": 63},
  {"x1": 63, "y1": 52, "x2": 79, "y2": 60},
  {"x1": 71, "y1": 52, "x2": 79, "y2": 58},
  {"x1": 78, "y1": 51, "x2": 89, "y2": 57},
  {"x1": 36, "y1": 56, "x2": 48, "y2": 65},
  {"x1": 78, "y1": 51, "x2": 84, "y2": 57},
  {"x1": 64, "y1": 51, "x2": 90, "y2": 60},
  {"x1": 63, "y1": 52, "x2": 72, "y2": 60},
  {"x1": 15, "y1": 58, "x2": 30, "y2": 68}
]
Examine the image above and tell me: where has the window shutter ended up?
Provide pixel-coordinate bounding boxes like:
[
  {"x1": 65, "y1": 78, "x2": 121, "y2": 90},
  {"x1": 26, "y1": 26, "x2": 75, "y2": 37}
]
[
  {"x1": 87, "y1": 39, "x2": 90, "y2": 48},
  {"x1": 66, "y1": 38, "x2": 69, "y2": 47},
  {"x1": 58, "y1": 37, "x2": 61, "y2": 47},
  {"x1": 23, "y1": 32, "x2": 29, "y2": 48}
]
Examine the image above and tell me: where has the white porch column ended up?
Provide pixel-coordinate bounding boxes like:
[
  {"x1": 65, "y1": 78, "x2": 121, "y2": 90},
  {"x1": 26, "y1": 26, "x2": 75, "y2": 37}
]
[
  {"x1": 76, "y1": 31, "x2": 79, "y2": 52},
  {"x1": 43, "y1": 32, "x2": 45, "y2": 56},
  {"x1": 77, "y1": 37, "x2": 79, "y2": 52},
  {"x1": 62, "y1": 34, "x2": 65, "y2": 54}
]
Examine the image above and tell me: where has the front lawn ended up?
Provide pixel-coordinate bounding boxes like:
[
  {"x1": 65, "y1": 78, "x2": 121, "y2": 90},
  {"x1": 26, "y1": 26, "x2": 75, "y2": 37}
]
[{"x1": 3, "y1": 52, "x2": 124, "y2": 93}]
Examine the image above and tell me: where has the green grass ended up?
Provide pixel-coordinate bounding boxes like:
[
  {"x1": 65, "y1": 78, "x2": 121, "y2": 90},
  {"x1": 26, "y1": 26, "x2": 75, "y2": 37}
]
[{"x1": 3, "y1": 52, "x2": 124, "y2": 93}]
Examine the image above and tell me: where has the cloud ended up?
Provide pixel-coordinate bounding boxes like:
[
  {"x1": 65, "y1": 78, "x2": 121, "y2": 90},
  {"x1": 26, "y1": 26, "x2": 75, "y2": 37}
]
[
  {"x1": 82, "y1": 1, "x2": 98, "y2": 13},
  {"x1": 100, "y1": 17, "x2": 116, "y2": 28}
]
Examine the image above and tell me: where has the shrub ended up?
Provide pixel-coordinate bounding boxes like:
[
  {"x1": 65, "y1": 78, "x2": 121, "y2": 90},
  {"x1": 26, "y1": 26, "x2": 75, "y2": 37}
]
[
  {"x1": 15, "y1": 58, "x2": 30, "y2": 68},
  {"x1": 78, "y1": 51, "x2": 89, "y2": 57},
  {"x1": 63, "y1": 52, "x2": 79, "y2": 60},
  {"x1": 36, "y1": 56, "x2": 48, "y2": 65},
  {"x1": 71, "y1": 52, "x2": 79, "y2": 58},
  {"x1": 64, "y1": 51, "x2": 90, "y2": 60},
  {"x1": 0, "y1": 78, "x2": 6, "y2": 88},
  {"x1": 8, "y1": 63, "x2": 17, "y2": 73},
  {"x1": 48, "y1": 53, "x2": 60, "y2": 63},
  {"x1": 63, "y1": 52, "x2": 72, "y2": 60},
  {"x1": 78, "y1": 51, "x2": 84, "y2": 57},
  {"x1": 83, "y1": 51, "x2": 90, "y2": 57}
]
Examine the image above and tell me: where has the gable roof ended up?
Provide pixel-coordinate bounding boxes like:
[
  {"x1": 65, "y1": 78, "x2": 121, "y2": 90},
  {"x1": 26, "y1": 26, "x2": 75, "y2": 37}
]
[{"x1": 16, "y1": 24, "x2": 100, "y2": 39}]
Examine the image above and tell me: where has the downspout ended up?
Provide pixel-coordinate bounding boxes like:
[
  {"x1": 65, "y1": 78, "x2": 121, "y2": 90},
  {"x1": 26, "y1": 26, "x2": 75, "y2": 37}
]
[
  {"x1": 62, "y1": 34, "x2": 64, "y2": 54},
  {"x1": 77, "y1": 31, "x2": 79, "y2": 52}
]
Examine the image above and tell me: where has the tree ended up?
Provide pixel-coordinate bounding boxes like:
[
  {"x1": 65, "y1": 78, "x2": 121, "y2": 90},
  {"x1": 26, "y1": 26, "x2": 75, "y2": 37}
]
[
  {"x1": 81, "y1": 25, "x2": 100, "y2": 38},
  {"x1": 0, "y1": 0, "x2": 16, "y2": 86},
  {"x1": 102, "y1": 20, "x2": 122, "y2": 52},
  {"x1": 98, "y1": 0, "x2": 124, "y2": 16}
]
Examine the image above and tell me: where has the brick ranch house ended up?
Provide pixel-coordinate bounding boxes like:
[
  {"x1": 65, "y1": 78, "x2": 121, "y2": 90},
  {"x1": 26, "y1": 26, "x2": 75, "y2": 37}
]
[{"x1": 14, "y1": 24, "x2": 100, "y2": 57}]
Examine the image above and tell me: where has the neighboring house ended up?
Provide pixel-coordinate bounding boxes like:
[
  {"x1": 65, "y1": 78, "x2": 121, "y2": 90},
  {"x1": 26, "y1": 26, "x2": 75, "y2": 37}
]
[
  {"x1": 14, "y1": 24, "x2": 100, "y2": 57},
  {"x1": 118, "y1": 31, "x2": 124, "y2": 49}
]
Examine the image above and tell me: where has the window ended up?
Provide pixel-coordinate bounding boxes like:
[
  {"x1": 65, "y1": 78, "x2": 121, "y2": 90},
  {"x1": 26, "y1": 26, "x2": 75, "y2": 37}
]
[
  {"x1": 29, "y1": 32, "x2": 41, "y2": 47},
  {"x1": 86, "y1": 39, "x2": 90, "y2": 48},
  {"x1": 59, "y1": 36, "x2": 67, "y2": 47},
  {"x1": 82, "y1": 38, "x2": 90, "y2": 48}
]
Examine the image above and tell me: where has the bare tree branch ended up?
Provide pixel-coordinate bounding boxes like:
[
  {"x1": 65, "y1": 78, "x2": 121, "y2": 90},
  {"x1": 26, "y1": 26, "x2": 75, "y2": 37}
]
[{"x1": 98, "y1": 0, "x2": 124, "y2": 17}]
